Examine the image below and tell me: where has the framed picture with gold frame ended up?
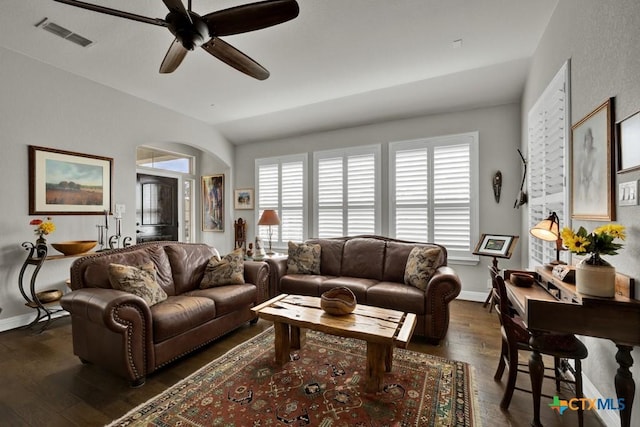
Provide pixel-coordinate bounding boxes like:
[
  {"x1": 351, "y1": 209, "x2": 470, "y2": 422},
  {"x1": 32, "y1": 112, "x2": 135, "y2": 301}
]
[
  {"x1": 570, "y1": 98, "x2": 615, "y2": 220},
  {"x1": 202, "y1": 174, "x2": 224, "y2": 231}
]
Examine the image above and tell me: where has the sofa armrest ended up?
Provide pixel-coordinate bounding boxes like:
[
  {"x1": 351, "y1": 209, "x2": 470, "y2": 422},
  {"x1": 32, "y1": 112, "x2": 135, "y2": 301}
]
[
  {"x1": 244, "y1": 260, "x2": 270, "y2": 303},
  {"x1": 265, "y1": 257, "x2": 288, "y2": 297},
  {"x1": 61, "y1": 288, "x2": 152, "y2": 328},
  {"x1": 426, "y1": 266, "x2": 462, "y2": 302},
  {"x1": 423, "y1": 266, "x2": 462, "y2": 342},
  {"x1": 60, "y1": 288, "x2": 154, "y2": 384}
]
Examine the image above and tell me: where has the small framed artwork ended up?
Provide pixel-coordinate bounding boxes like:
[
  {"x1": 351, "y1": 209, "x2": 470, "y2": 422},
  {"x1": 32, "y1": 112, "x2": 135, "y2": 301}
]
[
  {"x1": 29, "y1": 145, "x2": 113, "y2": 215},
  {"x1": 202, "y1": 174, "x2": 224, "y2": 231},
  {"x1": 570, "y1": 98, "x2": 615, "y2": 221},
  {"x1": 473, "y1": 234, "x2": 519, "y2": 259},
  {"x1": 617, "y1": 110, "x2": 640, "y2": 173},
  {"x1": 234, "y1": 188, "x2": 254, "y2": 210}
]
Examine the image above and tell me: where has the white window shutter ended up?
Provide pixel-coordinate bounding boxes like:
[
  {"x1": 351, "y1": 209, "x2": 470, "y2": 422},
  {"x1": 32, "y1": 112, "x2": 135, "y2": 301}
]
[
  {"x1": 527, "y1": 62, "x2": 569, "y2": 267},
  {"x1": 256, "y1": 155, "x2": 306, "y2": 247},
  {"x1": 433, "y1": 143, "x2": 471, "y2": 252},
  {"x1": 390, "y1": 133, "x2": 478, "y2": 261},
  {"x1": 315, "y1": 146, "x2": 379, "y2": 238}
]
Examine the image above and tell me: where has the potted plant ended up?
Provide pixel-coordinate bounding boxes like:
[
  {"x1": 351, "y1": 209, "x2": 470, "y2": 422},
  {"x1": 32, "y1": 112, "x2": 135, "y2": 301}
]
[{"x1": 560, "y1": 224, "x2": 625, "y2": 297}]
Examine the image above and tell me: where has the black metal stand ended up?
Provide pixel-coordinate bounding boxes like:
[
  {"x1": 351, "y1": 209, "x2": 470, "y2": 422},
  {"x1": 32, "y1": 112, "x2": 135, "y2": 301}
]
[{"x1": 18, "y1": 242, "x2": 66, "y2": 334}]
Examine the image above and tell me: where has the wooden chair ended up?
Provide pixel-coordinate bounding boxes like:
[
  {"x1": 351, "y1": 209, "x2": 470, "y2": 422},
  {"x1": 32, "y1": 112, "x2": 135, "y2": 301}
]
[{"x1": 492, "y1": 273, "x2": 588, "y2": 426}]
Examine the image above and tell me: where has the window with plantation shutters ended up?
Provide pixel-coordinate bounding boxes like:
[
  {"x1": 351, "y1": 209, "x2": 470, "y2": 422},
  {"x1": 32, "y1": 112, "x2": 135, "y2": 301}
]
[
  {"x1": 314, "y1": 146, "x2": 380, "y2": 238},
  {"x1": 255, "y1": 154, "x2": 306, "y2": 247},
  {"x1": 527, "y1": 62, "x2": 569, "y2": 267},
  {"x1": 390, "y1": 133, "x2": 479, "y2": 261}
]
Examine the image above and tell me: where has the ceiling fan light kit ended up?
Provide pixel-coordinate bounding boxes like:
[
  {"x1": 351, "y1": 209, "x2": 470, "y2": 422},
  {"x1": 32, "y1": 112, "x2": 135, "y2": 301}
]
[{"x1": 52, "y1": 0, "x2": 299, "y2": 80}]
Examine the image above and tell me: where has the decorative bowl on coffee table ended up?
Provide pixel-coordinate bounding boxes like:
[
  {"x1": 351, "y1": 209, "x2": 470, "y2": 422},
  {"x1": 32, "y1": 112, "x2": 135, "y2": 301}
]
[{"x1": 321, "y1": 287, "x2": 357, "y2": 315}]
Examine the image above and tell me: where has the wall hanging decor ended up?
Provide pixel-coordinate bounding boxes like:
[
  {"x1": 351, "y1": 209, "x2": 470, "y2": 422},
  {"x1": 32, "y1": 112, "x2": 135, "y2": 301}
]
[
  {"x1": 202, "y1": 174, "x2": 224, "y2": 231},
  {"x1": 29, "y1": 145, "x2": 113, "y2": 215},
  {"x1": 234, "y1": 188, "x2": 254, "y2": 210},
  {"x1": 570, "y1": 98, "x2": 615, "y2": 220},
  {"x1": 514, "y1": 149, "x2": 527, "y2": 209},
  {"x1": 617, "y1": 109, "x2": 640, "y2": 173},
  {"x1": 492, "y1": 171, "x2": 502, "y2": 203}
]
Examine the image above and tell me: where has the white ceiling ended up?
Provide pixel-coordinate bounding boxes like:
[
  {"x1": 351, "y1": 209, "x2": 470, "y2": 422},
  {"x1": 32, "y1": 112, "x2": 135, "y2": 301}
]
[{"x1": 0, "y1": 0, "x2": 558, "y2": 144}]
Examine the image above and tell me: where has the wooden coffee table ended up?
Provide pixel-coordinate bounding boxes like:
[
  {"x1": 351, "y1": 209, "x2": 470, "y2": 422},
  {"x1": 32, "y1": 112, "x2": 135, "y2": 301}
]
[{"x1": 252, "y1": 294, "x2": 417, "y2": 392}]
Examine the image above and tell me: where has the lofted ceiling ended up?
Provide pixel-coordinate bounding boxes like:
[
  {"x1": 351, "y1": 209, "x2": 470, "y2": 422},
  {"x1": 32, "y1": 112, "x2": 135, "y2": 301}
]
[{"x1": 0, "y1": 0, "x2": 558, "y2": 144}]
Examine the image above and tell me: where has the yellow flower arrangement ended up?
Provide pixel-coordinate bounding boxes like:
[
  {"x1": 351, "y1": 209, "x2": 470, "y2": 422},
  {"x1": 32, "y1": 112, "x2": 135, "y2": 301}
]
[
  {"x1": 560, "y1": 223, "x2": 625, "y2": 256},
  {"x1": 30, "y1": 217, "x2": 56, "y2": 237}
]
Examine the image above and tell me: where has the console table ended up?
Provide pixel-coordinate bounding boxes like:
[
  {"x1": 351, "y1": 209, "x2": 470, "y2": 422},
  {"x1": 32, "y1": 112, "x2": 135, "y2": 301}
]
[
  {"x1": 18, "y1": 242, "x2": 78, "y2": 333},
  {"x1": 504, "y1": 267, "x2": 640, "y2": 427}
]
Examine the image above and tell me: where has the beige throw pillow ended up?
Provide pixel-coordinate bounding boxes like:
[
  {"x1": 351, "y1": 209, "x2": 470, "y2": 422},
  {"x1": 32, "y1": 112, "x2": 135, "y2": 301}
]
[
  {"x1": 287, "y1": 241, "x2": 321, "y2": 274},
  {"x1": 108, "y1": 262, "x2": 168, "y2": 306},
  {"x1": 404, "y1": 247, "x2": 442, "y2": 290},
  {"x1": 200, "y1": 249, "x2": 245, "y2": 288}
]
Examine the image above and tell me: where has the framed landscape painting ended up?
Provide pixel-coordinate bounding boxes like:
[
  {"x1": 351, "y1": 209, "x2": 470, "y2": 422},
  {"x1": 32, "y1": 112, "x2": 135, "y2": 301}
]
[
  {"x1": 29, "y1": 145, "x2": 113, "y2": 215},
  {"x1": 570, "y1": 98, "x2": 615, "y2": 220}
]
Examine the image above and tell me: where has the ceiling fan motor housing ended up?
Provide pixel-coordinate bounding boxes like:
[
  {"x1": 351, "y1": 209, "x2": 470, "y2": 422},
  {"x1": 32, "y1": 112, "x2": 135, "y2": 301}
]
[{"x1": 166, "y1": 12, "x2": 209, "y2": 50}]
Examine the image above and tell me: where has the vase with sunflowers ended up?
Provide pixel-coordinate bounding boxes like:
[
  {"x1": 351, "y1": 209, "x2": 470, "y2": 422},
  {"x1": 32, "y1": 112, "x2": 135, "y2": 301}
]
[
  {"x1": 30, "y1": 217, "x2": 56, "y2": 246},
  {"x1": 561, "y1": 224, "x2": 625, "y2": 297}
]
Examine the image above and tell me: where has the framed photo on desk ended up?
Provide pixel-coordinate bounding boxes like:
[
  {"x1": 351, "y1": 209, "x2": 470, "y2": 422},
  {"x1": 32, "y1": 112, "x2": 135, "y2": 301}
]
[{"x1": 473, "y1": 234, "x2": 518, "y2": 259}]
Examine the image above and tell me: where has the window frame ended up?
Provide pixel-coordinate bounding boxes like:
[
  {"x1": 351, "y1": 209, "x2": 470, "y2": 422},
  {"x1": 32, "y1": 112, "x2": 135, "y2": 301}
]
[
  {"x1": 312, "y1": 144, "x2": 381, "y2": 238},
  {"x1": 255, "y1": 153, "x2": 308, "y2": 248},
  {"x1": 389, "y1": 132, "x2": 479, "y2": 263},
  {"x1": 526, "y1": 61, "x2": 570, "y2": 268}
]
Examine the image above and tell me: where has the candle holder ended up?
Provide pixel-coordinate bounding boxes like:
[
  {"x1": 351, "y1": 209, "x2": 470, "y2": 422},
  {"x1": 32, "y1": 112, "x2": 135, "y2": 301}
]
[{"x1": 97, "y1": 216, "x2": 133, "y2": 251}]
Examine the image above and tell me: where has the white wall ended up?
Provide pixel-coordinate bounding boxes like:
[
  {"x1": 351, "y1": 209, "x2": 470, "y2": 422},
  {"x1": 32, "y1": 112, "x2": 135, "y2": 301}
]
[
  {"x1": 234, "y1": 103, "x2": 523, "y2": 297},
  {"x1": 0, "y1": 47, "x2": 232, "y2": 330},
  {"x1": 522, "y1": 0, "x2": 640, "y2": 425}
]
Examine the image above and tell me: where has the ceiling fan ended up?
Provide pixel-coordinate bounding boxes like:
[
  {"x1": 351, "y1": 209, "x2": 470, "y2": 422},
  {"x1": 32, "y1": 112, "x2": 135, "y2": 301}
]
[{"x1": 52, "y1": 0, "x2": 300, "y2": 80}]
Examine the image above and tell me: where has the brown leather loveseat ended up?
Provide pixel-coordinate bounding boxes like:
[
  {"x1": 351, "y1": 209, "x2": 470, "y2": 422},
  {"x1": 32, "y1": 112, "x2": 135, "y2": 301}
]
[
  {"x1": 268, "y1": 236, "x2": 461, "y2": 343},
  {"x1": 60, "y1": 241, "x2": 269, "y2": 386}
]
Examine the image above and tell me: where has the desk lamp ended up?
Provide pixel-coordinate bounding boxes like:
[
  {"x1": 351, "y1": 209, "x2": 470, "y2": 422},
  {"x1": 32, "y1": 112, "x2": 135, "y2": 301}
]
[
  {"x1": 257, "y1": 209, "x2": 280, "y2": 255},
  {"x1": 530, "y1": 211, "x2": 565, "y2": 266}
]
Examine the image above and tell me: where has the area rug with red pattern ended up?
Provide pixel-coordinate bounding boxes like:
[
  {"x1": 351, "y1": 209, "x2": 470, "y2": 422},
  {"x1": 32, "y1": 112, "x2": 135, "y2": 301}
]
[{"x1": 107, "y1": 328, "x2": 481, "y2": 426}]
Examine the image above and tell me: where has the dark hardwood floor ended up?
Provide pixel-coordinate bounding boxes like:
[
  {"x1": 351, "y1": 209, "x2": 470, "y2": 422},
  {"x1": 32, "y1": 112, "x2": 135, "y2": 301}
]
[{"x1": 0, "y1": 300, "x2": 605, "y2": 426}]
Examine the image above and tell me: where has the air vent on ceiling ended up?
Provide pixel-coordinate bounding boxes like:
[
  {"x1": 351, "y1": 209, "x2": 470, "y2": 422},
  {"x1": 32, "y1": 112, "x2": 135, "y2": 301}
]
[{"x1": 35, "y1": 18, "x2": 93, "y2": 47}]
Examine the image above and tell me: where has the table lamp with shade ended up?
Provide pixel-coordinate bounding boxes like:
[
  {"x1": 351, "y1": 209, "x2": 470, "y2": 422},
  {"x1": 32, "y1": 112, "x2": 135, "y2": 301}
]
[
  {"x1": 257, "y1": 209, "x2": 280, "y2": 255},
  {"x1": 529, "y1": 211, "x2": 565, "y2": 267}
]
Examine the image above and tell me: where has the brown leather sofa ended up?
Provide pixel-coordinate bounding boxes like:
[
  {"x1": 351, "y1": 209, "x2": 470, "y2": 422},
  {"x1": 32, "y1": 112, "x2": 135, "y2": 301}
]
[
  {"x1": 268, "y1": 236, "x2": 461, "y2": 343},
  {"x1": 60, "y1": 241, "x2": 269, "y2": 386}
]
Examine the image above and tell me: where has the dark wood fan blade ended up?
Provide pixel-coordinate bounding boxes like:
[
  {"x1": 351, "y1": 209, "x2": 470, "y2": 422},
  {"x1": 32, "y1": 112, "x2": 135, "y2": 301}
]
[
  {"x1": 202, "y1": 0, "x2": 299, "y2": 36},
  {"x1": 159, "y1": 39, "x2": 188, "y2": 73},
  {"x1": 162, "y1": 0, "x2": 192, "y2": 23},
  {"x1": 53, "y1": 0, "x2": 167, "y2": 27},
  {"x1": 201, "y1": 38, "x2": 269, "y2": 80}
]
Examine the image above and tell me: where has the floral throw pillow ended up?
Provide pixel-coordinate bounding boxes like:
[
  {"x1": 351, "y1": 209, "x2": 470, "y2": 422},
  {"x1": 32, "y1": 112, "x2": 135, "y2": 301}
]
[
  {"x1": 287, "y1": 241, "x2": 321, "y2": 275},
  {"x1": 403, "y1": 247, "x2": 442, "y2": 290},
  {"x1": 108, "y1": 262, "x2": 168, "y2": 306},
  {"x1": 200, "y1": 249, "x2": 245, "y2": 288}
]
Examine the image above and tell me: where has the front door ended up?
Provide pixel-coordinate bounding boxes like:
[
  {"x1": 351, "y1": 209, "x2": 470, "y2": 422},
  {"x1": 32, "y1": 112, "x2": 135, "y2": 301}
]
[{"x1": 136, "y1": 173, "x2": 179, "y2": 243}]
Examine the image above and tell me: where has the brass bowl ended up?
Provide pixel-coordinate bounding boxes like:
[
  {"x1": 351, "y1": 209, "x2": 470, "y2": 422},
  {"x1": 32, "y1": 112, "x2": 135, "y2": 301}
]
[
  {"x1": 511, "y1": 272, "x2": 535, "y2": 288},
  {"x1": 51, "y1": 240, "x2": 98, "y2": 256},
  {"x1": 36, "y1": 289, "x2": 62, "y2": 303},
  {"x1": 321, "y1": 287, "x2": 357, "y2": 316}
]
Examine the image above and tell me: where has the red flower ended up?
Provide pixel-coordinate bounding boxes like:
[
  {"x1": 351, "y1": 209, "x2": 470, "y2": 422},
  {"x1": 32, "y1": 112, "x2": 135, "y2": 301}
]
[{"x1": 30, "y1": 219, "x2": 43, "y2": 226}]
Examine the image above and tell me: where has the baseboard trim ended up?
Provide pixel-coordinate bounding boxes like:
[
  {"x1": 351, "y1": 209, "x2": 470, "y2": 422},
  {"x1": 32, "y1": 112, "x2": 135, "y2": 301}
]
[
  {"x1": 0, "y1": 310, "x2": 68, "y2": 333},
  {"x1": 457, "y1": 290, "x2": 487, "y2": 302},
  {"x1": 582, "y1": 372, "x2": 618, "y2": 427}
]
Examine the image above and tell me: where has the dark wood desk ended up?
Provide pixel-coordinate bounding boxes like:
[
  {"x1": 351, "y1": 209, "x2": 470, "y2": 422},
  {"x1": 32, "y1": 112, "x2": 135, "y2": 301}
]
[{"x1": 504, "y1": 267, "x2": 640, "y2": 427}]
